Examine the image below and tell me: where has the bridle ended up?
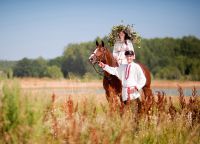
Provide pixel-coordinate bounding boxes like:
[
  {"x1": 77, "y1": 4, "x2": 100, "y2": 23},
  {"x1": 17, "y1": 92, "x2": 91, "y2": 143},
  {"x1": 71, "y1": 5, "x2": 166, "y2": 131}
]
[
  {"x1": 90, "y1": 48, "x2": 106, "y2": 76},
  {"x1": 89, "y1": 46, "x2": 114, "y2": 81}
]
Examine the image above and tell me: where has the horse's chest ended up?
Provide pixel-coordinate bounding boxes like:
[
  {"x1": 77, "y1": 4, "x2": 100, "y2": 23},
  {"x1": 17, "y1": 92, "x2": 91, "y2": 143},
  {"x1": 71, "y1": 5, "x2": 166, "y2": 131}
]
[{"x1": 103, "y1": 76, "x2": 122, "y2": 93}]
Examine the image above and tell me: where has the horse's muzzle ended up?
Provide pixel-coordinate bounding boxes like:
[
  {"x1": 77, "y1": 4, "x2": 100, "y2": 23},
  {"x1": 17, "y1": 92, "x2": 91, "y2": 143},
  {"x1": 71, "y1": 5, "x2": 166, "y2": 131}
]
[{"x1": 89, "y1": 56, "x2": 96, "y2": 64}]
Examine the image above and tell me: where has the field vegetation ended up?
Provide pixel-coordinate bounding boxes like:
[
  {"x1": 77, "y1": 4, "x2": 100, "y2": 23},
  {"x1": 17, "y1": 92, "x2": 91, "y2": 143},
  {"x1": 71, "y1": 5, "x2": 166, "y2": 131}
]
[{"x1": 0, "y1": 79, "x2": 199, "y2": 143}]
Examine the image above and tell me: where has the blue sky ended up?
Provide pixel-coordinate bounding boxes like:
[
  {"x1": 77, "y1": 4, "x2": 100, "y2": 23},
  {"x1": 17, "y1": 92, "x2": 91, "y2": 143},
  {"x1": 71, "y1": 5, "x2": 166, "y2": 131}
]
[{"x1": 0, "y1": 0, "x2": 200, "y2": 60}]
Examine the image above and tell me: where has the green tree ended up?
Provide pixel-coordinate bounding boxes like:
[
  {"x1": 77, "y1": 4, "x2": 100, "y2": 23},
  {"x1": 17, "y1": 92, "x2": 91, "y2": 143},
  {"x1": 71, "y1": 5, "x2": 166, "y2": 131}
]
[
  {"x1": 46, "y1": 65, "x2": 63, "y2": 79},
  {"x1": 48, "y1": 56, "x2": 63, "y2": 67},
  {"x1": 13, "y1": 58, "x2": 32, "y2": 77},
  {"x1": 61, "y1": 42, "x2": 96, "y2": 77},
  {"x1": 190, "y1": 59, "x2": 200, "y2": 81},
  {"x1": 13, "y1": 57, "x2": 48, "y2": 77},
  {"x1": 155, "y1": 66, "x2": 182, "y2": 80},
  {"x1": 31, "y1": 57, "x2": 47, "y2": 77},
  {"x1": 179, "y1": 36, "x2": 200, "y2": 58}
]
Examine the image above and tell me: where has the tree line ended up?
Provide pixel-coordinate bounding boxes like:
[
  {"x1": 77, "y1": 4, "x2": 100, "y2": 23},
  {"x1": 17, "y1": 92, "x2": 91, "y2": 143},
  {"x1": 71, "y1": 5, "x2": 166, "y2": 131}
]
[{"x1": 0, "y1": 36, "x2": 199, "y2": 80}]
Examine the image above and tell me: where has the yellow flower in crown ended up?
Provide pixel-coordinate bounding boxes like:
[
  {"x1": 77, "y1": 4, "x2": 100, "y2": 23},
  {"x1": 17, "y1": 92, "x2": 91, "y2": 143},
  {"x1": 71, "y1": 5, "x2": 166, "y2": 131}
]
[{"x1": 107, "y1": 24, "x2": 141, "y2": 48}]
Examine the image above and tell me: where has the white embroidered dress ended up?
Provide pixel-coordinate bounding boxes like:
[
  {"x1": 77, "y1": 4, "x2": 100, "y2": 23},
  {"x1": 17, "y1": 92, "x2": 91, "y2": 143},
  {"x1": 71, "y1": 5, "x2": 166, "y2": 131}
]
[
  {"x1": 113, "y1": 39, "x2": 135, "y2": 65},
  {"x1": 103, "y1": 62, "x2": 146, "y2": 101}
]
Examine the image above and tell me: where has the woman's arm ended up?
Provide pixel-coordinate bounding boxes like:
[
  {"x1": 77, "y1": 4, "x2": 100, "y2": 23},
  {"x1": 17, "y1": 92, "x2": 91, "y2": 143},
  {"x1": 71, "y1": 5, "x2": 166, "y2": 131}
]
[
  {"x1": 127, "y1": 40, "x2": 134, "y2": 51},
  {"x1": 113, "y1": 43, "x2": 118, "y2": 59}
]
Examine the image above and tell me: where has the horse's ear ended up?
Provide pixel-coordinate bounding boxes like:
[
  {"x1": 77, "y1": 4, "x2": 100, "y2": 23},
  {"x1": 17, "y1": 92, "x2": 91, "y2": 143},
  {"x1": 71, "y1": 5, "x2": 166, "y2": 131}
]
[
  {"x1": 101, "y1": 41, "x2": 104, "y2": 47},
  {"x1": 96, "y1": 41, "x2": 99, "y2": 46}
]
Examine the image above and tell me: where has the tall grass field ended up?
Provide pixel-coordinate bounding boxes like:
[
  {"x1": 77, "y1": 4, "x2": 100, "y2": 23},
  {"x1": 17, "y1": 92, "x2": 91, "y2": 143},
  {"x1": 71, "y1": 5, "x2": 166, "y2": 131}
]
[{"x1": 0, "y1": 79, "x2": 200, "y2": 144}]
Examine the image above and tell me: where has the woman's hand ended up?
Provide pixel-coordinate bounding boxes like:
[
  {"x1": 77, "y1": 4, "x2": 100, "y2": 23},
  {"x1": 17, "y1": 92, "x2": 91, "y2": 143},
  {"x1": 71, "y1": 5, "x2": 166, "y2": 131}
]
[{"x1": 98, "y1": 62, "x2": 105, "y2": 68}]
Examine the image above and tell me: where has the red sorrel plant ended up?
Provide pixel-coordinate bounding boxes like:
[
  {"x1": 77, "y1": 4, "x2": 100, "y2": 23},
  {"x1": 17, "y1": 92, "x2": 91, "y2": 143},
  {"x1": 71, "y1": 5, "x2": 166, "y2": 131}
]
[
  {"x1": 156, "y1": 91, "x2": 166, "y2": 113},
  {"x1": 67, "y1": 96, "x2": 74, "y2": 119},
  {"x1": 186, "y1": 87, "x2": 200, "y2": 125},
  {"x1": 168, "y1": 96, "x2": 177, "y2": 120},
  {"x1": 178, "y1": 86, "x2": 186, "y2": 110},
  {"x1": 50, "y1": 93, "x2": 59, "y2": 138}
]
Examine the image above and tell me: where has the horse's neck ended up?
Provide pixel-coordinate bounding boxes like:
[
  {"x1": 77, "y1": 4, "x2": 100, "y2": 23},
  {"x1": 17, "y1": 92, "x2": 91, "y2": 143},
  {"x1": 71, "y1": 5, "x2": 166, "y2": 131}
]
[{"x1": 104, "y1": 50, "x2": 118, "y2": 67}]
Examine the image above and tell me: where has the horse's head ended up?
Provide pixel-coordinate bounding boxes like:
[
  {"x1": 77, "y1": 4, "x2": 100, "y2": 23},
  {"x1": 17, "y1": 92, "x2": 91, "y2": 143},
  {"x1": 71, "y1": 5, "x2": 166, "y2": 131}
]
[{"x1": 89, "y1": 41, "x2": 106, "y2": 64}]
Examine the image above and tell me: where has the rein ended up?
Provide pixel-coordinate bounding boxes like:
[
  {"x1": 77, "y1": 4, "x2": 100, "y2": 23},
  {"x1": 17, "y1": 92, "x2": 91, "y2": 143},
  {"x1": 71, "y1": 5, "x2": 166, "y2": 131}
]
[
  {"x1": 91, "y1": 63, "x2": 113, "y2": 81},
  {"x1": 92, "y1": 62, "x2": 104, "y2": 76}
]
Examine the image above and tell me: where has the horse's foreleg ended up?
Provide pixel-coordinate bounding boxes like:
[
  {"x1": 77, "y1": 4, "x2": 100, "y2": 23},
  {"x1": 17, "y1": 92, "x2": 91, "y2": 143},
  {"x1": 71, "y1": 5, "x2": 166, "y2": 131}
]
[
  {"x1": 105, "y1": 90, "x2": 112, "y2": 103},
  {"x1": 142, "y1": 86, "x2": 153, "y2": 100},
  {"x1": 142, "y1": 86, "x2": 154, "y2": 119}
]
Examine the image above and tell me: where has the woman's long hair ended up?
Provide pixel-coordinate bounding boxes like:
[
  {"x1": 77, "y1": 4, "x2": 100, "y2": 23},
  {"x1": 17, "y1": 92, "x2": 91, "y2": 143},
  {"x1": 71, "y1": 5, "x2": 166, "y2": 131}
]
[{"x1": 124, "y1": 31, "x2": 131, "y2": 45}]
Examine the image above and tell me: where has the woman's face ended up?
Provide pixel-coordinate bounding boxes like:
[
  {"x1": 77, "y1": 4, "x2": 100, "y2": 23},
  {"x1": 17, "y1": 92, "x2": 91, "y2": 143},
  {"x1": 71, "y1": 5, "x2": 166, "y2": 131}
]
[{"x1": 119, "y1": 31, "x2": 125, "y2": 40}]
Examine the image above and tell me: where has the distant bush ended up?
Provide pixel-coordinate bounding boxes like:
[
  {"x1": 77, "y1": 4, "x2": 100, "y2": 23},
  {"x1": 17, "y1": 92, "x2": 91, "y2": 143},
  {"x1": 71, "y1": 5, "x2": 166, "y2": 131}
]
[
  {"x1": 0, "y1": 70, "x2": 7, "y2": 80},
  {"x1": 46, "y1": 65, "x2": 63, "y2": 79},
  {"x1": 155, "y1": 66, "x2": 182, "y2": 80}
]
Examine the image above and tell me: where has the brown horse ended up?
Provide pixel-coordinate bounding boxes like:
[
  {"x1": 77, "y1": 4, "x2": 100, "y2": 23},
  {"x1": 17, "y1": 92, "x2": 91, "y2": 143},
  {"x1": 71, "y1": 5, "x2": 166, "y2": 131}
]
[{"x1": 89, "y1": 41, "x2": 152, "y2": 104}]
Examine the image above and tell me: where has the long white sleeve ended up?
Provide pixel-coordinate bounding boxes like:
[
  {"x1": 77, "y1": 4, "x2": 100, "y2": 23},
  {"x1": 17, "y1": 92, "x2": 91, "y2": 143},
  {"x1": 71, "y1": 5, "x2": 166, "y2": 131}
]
[
  {"x1": 127, "y1": 40, "x2": 134, "y2": 51},
  {"x1": 113, "y1": 43, "x2": 119, "y2": 59},
  {"x1": 103, "y1": 65, "x2": 120, "y2": 78}
]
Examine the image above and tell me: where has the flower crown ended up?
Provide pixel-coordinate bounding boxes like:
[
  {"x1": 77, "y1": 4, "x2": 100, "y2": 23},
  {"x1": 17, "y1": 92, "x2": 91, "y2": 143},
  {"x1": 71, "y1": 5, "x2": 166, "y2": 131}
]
[{"x1": 107, "y1": 24, "x2": 141, "y2": 47}]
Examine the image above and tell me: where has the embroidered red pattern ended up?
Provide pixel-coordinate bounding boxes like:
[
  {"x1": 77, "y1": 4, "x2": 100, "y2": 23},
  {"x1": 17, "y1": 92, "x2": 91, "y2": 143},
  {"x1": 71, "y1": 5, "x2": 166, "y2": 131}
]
[{"x1": 125, "y1": 64, "x2": 131, "y2": 80}]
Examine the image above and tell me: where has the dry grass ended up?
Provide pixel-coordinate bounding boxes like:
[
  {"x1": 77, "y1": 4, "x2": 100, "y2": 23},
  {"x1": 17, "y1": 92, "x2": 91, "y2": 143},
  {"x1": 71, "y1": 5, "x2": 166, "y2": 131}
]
[
  {"x1": 152, "y1": 80, "x2": 200, "y2": 88},
  {"x1": 42, "y1": 86, "x2": 200, "y2": 143},
  {"x1": 0, "y1": 78, "x2": 200, "y2": 143},
  {"x1": 1, "y1": 78, "x2": 199, "y2": 89}
]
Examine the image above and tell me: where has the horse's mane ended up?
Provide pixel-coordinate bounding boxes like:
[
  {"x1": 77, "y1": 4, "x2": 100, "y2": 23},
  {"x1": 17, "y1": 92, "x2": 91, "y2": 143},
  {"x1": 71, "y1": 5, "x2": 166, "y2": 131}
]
[{"x1": 104, "y1": 47, "x2": 118, "y2": 67}]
